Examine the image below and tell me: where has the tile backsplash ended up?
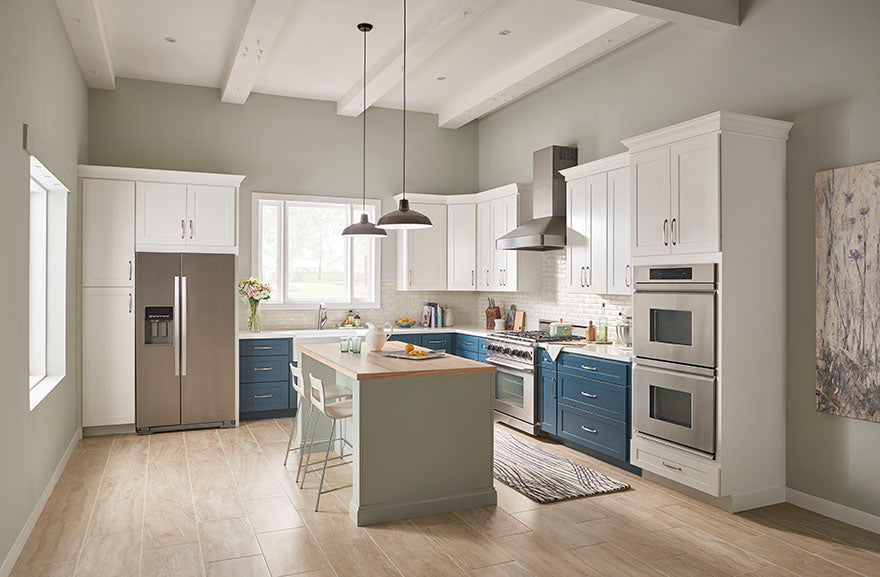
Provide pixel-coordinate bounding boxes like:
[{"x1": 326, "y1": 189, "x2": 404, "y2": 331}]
[{"x1": 245, "y1": 252, "x2": 631, "y2": 332}]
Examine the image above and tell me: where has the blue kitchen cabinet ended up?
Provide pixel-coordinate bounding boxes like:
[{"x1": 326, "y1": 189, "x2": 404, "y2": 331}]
[
  {"x1": 455, "y1": 335, "x2": 486, "y2": 361},
  {"x1": 423, "y1": 333, "x2": 454, "y2": 351},
  {"x1": 389, "y1": 334, "x2": 422, "y2": 346},
  {"x1": 240, "y1": 338, "x2": 297, "y2": 421},
  {"x1": 539, "y1": 371, "x2": 557, "y2": 434}
]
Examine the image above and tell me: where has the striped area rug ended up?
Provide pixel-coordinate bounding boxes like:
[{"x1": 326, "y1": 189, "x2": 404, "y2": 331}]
[{"x1": 494, "y1": 429, "x2": 630, "y2": 503}]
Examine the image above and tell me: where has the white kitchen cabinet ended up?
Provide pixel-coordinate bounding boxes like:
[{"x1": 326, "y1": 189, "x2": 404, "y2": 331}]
[
  {"x1": 137, "y1": 182, "x2": 188, "y2": 247},
  {"x1": 484, "y1": 192, "x2": 538, "y2": 292},
  {"x1": 447, "y1": 203, "x2": 476, "y2": 290},
  {"x1": 397, "y1": 202, "x2": 447, "y2": 291},
  {"x1": 607, "y1": 166, "x2": 632, "y2": 294},
  {"x1": 477, "y1": 201, "x2": 493, "y2": 290},
  {"x1": 82, "y1": 178, "x2": 135, "y2": 287},
  {"x1": 82, "y1": 287, "x2": 135, "y2": 427},
  {"x1": 630, "y1": 147, "x2": 670, "y2": 257},
  {"x1": 187, "y1": 184, "x2": 236, "y2": 247},
  {"x1": 671, "y1": 133, "x2": 720, "y2": 254},
  {"x1": 564, "y1": 173, "x2": 607, "y2": 294}
]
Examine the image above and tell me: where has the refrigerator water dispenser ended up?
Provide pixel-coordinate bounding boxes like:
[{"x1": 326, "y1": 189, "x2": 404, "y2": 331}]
[{"x1": 145, "y1": 306, "x2": 173, "y2": 345}]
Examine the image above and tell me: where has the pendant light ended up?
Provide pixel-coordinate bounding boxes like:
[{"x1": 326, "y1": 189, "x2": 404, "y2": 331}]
[
  {"x1": 342, "y1": 23, "x2": 387, "y2": 238},
  {"x1": 376, "y1": 0, "x2": 433, "y2": 230}
]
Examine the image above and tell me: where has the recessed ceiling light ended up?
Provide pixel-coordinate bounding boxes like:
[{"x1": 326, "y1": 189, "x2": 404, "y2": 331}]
[
  {"x1": 164, "y1": 36, "x2": 177, "y2": 43},
  {"x1": 498, "y1": 29, "x2": 511, "y2": 36},
  {"x1": 436, "y1": 75, "x2": 446, "y2": 81}
]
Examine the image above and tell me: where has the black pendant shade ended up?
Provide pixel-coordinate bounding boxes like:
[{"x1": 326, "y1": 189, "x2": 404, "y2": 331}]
[
  {"x1": 343, "y1": 22, "x2": 387, "y2": 238},
  {"x1": 376, "y1": 0, "x2": 433, "y2": 230}
]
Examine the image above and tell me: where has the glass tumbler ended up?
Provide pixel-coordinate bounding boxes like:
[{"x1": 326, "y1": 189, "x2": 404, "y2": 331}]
[
  {"x1": 350, "y1": 336, "x2": 362, "y2": 354},
  {"x1": 339, "y1": 336, "x2": 350, "y2": 352}
]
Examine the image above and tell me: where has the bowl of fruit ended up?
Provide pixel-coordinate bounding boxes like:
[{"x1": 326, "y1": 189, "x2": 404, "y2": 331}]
[{"x1": 395, "y1": 317, "x2": 416, "y2": 328}]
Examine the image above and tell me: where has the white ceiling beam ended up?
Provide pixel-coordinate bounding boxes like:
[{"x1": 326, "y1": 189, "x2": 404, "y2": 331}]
[
  {"x1": 336, "y1": 0, "x2": 497, "y2": 117},
  {"x1": 54, "y1": 0, "x2": 115, "y2": 90},
  {"x1": 438, "y1": 12, "x2": 664, "y2": 129},
  {"x1": 577, "y1": 0, "x2": 739, "y2": 31},
  {"x1": 221, "y1": 0, "x2": 296, "y2": 105}
]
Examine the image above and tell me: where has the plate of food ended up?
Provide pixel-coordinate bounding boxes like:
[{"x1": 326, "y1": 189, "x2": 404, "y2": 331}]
[{"x1": 381, "y1": 343, "x2": 445, "y2": 360}]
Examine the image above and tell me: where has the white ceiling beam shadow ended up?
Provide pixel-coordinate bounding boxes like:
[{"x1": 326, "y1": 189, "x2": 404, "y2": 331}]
[
  {"x1": 577, "y1": 0, "x2": 739, "y2": 31},
  {"x1": 55, "y1": 0, "x2": 115, "y2": 90},
  {"x1": 438, "y1": 12, "x2": 664, "y2": 129},
  {"x1": 336, "y1": 0, "x2": 497, "y2": 117},
  {"x1": 221, "y1": 0, "x2": 296, "y2": 105}
]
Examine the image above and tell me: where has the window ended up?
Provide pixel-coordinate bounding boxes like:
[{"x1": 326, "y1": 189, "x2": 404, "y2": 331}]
[
  {"x1": 29, "y1": 155, "x2": 67, "y2": 410},
  {"x1": 253, "y1": 193, "x2": 381, "y2": 309}
]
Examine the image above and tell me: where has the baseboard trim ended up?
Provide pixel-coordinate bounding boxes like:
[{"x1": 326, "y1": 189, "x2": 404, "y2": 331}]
[
  {"x1": 730, "y1": 486, "x2": 786, "y2": 512},
  {"x1": 786, "y1": 488, "x2": 880, "y2": 535},
  {"x1": 351, "y1": 487, "x2": 497, "y2": 526},
  {"x1": 0, "y1": 427, "x2": 82, "y2": 577}
]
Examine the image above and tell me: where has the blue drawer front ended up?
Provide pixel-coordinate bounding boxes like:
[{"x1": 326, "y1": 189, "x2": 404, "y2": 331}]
[
  {"x1": 241, "y1": 355, "x2": 289, "y2": 384},
  {"x1": 558, "y1": 353, "x2": 627, "y2": 385},
  {"x1": 557, "y1": 404, "x2": 626, "y2": 461},
  {"x1": 539, "y1": 371, "x2": 557, "y2": 435},
  {"x1": 537, "y1": 349, "x2": 557, "y2": 371},
  {"x1": 241, "y1": 339, "x2": 290, "y2": 357},
  {"x1": 456, "y1": 349, "x2": 479, "y2": 361},
  {"x1": 241, "y1": 381, "x2": 289, "y2": 412},
  {"x1": 559, "y1": 374, "x2": 626, "y2": 422},
  {"x1": 390, "y1": 334, "x2": 422, "y2": 346},
  {"x1": 479, "y1": 338, "x2": 488, "y2": 354},
  {"x1": 457, "y1": 335, "x2": 480, "y2": 353},
  {"x1": 423, "y1": 333, "x2": 454, "y2": 351}
]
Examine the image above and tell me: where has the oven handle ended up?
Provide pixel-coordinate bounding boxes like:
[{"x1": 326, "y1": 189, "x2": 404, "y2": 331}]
[
  {"x1": 633, "y1": 284, "x2": 716, "y2": 293},
  {"x1": 486, "y1": 358, "x2": 534, "y2": 374},
  {"x1": 634, "y1": 357, "x2": 716, "y2": 378}
]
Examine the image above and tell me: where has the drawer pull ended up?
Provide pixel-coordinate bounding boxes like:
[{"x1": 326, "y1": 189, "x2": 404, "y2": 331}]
[
  {"x1": 581, "y1": 392, "x2": 598, "y2": 399},
  {"x1": 462, "y1": 341, "x2": 474, "y2": 347},
  {"x1": 253, "y1": 367, "x2": 273, "y2": 372},
  {"x1": 427, "y1": 340, "x2": 444, "y2": 344},
  {"x1": 253, "y1": 346, "x2": 274, "y2": 350},
  {"x1": 253, "y1": 394, "x2": 273, "y2": 399},
  {"x1": 581, "y1": 426, "x2": 598, "y2": 434},
  {"x1": 661, "y1": 460, "x2": 683, "y2": 472},
  {"x1": 581, "y1": 365, "x2": 598, "y2": 371}
]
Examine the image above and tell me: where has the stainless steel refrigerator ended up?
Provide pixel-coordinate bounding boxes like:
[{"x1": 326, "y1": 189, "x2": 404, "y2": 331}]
[{"x1": 136, "y1": 253, "x2": 236, "y2": 433}]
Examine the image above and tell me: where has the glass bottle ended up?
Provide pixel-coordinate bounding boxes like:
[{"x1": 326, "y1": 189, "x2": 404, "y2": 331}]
[{"x1": 597, "y1": 303, "x2": 608, "y2": 342}]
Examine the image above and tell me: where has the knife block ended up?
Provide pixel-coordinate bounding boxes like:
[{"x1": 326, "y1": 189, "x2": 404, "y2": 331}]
[{"x1": 485, "y1": 306, "x2": 502, "y2": 330}]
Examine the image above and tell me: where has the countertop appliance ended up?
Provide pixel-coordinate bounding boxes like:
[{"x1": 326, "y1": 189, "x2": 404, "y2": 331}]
[
  {"x1": 632, "y1": 264, "x2": 717, "y2": 455},
  {"x1": 495, "y1": 146, "x2": 578, "y2": 251},
  {"x1": 487, "y1": 321, "x2": 586, "y2": 434},
  {"x1": 136, "y1": 253, "x2": 236, "y2": 433}
]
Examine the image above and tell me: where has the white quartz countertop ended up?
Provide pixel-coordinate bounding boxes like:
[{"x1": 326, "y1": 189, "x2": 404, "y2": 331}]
[
  {"x1": 538, "y1": 342, "x2": 633, "y2": 363},
  {"x1": 238, "y1": 325, "x2": 493, "y2": 340}
]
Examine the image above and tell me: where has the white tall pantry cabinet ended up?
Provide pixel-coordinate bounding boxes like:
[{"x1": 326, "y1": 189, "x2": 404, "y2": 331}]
[{"x1": 79, "y1": 165, "x2": 243, "y2": 429}]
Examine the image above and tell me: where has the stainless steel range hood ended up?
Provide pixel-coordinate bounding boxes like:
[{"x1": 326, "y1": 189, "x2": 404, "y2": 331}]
[{"x1": 496, "y1": 145, "x2": 578, "y2": 251}]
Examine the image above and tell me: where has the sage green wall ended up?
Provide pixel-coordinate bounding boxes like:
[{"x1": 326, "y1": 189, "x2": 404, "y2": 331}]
[
  {"x1": 477, "y1": 0, "x2": 880, "y2": 515},
  {"x1": 0, "y1": 0, "x2": 87, "y2": 568},
  {"x1": 87, "y1": 78, "x2": 479, "y2": 280}
]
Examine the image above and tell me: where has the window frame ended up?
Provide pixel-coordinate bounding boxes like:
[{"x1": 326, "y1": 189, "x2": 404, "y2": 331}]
[{"x1": 251, "y1": 192, "x2": 382, "y2": 310}]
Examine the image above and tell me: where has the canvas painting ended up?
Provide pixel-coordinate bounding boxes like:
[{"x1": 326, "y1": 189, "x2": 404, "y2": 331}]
[{"x1": 816, "y1": 160, "x2": 880, "y2": 423}]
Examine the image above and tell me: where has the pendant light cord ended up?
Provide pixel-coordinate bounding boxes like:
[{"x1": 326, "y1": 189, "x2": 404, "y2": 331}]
[
  {"x1": 362, "y1": 25, "x2": 367, "y2": 213},
  {"x1": 402, "y1": 0, "x2": 406, "y2": 202}
]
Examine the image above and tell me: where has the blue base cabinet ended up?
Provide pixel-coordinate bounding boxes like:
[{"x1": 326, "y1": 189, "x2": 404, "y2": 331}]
[
  {"x1": 455, "y1": 335, "x2": 487, "y2": 362},
  {"x1": 240, "y1": 338, "x2": 297, "y2": 421},
  {"x1": 391, "y1": 332, "x2": 487, "y2": 362},
  {"x1": 538, "y1": 351, "x2": 638, "y2": 473}
]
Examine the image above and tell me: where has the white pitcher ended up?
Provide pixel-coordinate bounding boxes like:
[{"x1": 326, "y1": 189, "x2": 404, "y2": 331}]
[{"x1": 364, "y1": 322, "x2": 394, "y2": 352}]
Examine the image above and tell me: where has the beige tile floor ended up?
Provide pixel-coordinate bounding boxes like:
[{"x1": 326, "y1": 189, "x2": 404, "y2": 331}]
[{"x1": 11, "y1": 418, "x2": 880, "y2": 577}]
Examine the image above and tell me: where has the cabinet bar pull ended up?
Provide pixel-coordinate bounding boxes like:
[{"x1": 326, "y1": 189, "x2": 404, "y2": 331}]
[
  {"x1": 129, "y1": 293, "x2": 132, "y2": 313},
  {"x1": 180, "y1": 219, "x2": 185, "y2": 239},
  {"x1": 471, "y1": 270, "x2": 475, "y2": 286},
  {"x1": 581, "y1": 392, "x2": 598, "y2": 398},
  {"x1": 671, "y1": 218, "x2": 677, "y2": 245},
  {"x1": 428, "y1": 340, "x2": 444, "y2": 344},
  {"x1": 253, "y1": 394, "x2": 273, "y2": 399},
  {"x1": 253, "y1": 367, "x2": 273, "y2": 372},
  {"x1": 409, "y1": 269, "x2": 413, "y2": 286},
  {"x1": 580, "y1": 266, "x2": 586, "y2": 288},
  {"x1": 663, "y1": 219, "x2": 669, "y2": 246},
  {"x1": 253, "y1": 346, "x2": 274, "y2": 350},
  {"x1": 625, "y1": 264, "x2": 632, "y2": 287},
  {"x1": 661, "y1": 460, "x2": 683, "y2": 471},
  {"x1": 581, "y1": 426, "x2": 598, "y2": 434},
  {"x1": 581, "y1": 365, "x2": 598, "y2": 371},
  {"x1": 129, "y1": 260, "x2": 132, "y2": 281},
  {"x1": 586, "y1": 266, "x2": 591, "y2": 287},
  {"x1": 189, "y1": 219, "x2": 194, "y2": 239}
]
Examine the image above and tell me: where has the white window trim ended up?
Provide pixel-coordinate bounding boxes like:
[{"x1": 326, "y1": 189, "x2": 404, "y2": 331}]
[{"x1": 251, "y1": 192, "x2": 382, "y2": 310}]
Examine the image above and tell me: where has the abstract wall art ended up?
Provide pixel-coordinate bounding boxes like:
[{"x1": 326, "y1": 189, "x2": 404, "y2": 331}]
[{"x1": 816, "y1": 160, "x2": 880, "y2": 423}]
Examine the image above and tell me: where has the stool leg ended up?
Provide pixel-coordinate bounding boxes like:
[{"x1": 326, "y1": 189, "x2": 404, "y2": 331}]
[
  {"x1": 283, "y1": 392, "x2": 301, "y2": 466},
  {"x1": 315, "y1": 419, "x2": 336, "y2": 511},
  {"x1": 299, "y1": 407, "x2": 320, "y2": 488},
  {"x1": 295, "y1": 403, "x2": 314, "y2": 481}
]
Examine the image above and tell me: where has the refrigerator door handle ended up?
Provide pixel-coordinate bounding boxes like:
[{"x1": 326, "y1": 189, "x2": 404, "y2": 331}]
[
  {"x1": 181, "y1": 276, "x2": 188, "y2": 376},
  {"x1": 173, "y1": 276, "x2": 181, "y2": 376}
]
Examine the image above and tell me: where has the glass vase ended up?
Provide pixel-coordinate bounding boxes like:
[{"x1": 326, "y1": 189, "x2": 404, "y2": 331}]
[{"x1": 248, "y1": 299, "x2": 261, "y2": 332}]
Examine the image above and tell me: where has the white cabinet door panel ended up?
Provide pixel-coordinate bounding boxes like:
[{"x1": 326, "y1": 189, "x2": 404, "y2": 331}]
[
  {"x1": 501, "y1": 195, "x2": 519, "y2": 291},
  {"x1": 671, "y1": 133, "x2": 720, "y2": 254},
  {"x1": 401, "y1": 203, "x2": 447, "y2": 290},
  {"x1": 631, "y1": 147, "x2": 671, "y2": 257},
  {"x1": 447, "y1": 203, "x2": 476, "y2": 291},
  {"x1": 607, "y1": 167, "x2": 632, "y2": 295},
  {"x1": 586, "y1": 173, "x2": 607, "y2": 294},
  {"x1": 490, "y1": 198, "x2": 507, "y2": 290},
  {"x1": 137, "y1": 182, "x2": 187, "y2": 247},
  {"x1": 187, "y1": 185, "x2": 236, "y2": 247},
  {"x1": 83, "y1": 179, "x2": 134, "y2": 287},
  {"x1": 83, "y1": 287, "x2": 135, "y2": 427},
  {"x1": 476, "y1": 201, "x2": 493, "y2": 291},
  {"x1": 566, "y1": 178, "x2": 589, "y2": 293}
]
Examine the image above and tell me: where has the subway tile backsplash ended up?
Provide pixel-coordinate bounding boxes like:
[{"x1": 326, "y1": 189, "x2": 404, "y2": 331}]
[{"x1": 243, "y1": 252, "x2": 631, "y2": 332}]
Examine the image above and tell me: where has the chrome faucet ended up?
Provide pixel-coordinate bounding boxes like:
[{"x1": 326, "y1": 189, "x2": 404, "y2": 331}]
[{"x1": 317, "y1": 303, "x2": 328, "y2": 330}]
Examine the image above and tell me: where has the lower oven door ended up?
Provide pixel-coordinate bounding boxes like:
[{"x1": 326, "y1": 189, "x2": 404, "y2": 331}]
[
  {"x1": 633, "y1": 359, "x2": 716, "y2": 454},
  {"x1": 489, "y1": 359, "x2": 535, "y2": 425}
]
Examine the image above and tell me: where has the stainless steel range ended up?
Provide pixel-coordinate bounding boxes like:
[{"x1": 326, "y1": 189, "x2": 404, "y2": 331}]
[{"x1": 488, "y1": 323, "x2": 584, "y2": 435}]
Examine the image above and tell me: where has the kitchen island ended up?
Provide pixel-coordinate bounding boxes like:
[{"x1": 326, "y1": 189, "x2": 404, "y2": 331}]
[{"x1": 296, "y1": 341, "x2": 497, "y2": 526}]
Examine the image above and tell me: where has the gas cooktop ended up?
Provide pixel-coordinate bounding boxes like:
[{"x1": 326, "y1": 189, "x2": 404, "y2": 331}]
[{"x1": 489, "y1": 330, "x2": 584, "y2": 344}]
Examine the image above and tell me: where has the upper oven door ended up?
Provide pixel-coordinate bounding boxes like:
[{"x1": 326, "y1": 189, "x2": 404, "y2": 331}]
[{"x1": 633, "y1": 285, "x2": 715, "y2": 368}]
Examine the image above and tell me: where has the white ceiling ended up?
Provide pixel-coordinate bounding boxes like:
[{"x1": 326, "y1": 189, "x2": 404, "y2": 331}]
[{"x1": 57, "y1": 0, "x2": 667, "y2": 127}]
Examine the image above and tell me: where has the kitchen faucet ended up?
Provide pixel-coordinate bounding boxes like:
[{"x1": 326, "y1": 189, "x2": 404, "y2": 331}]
[{"x1": 317, "y1": 303, "x2": 328, "y2": 330}]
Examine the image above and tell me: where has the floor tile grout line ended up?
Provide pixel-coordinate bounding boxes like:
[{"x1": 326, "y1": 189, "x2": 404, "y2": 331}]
[
  {"x1": 71, "y1": 433, "x2": 116, "y2": 576},
  {"x1": 138, "y1": 435, "x2": 149, "y2": 577},
  {"x1": 182, "y1": 431, "x2": 210, "y2": 577}
]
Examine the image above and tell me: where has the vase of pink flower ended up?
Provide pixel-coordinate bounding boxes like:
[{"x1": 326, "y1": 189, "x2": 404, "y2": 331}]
[{"x1": 238, "y1": 278, "x2": 272, "y2": 332}]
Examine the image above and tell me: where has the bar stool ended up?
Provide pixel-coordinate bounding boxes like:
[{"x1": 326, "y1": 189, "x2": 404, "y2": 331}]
[
  {"x1": 285, "y1": 363, "x2": 351, "y2": 485},
  {"x1": 300, "y1": 373, "x2": 353, "y2": 510}
]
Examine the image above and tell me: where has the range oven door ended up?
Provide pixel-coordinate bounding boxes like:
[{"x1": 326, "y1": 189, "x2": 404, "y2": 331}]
[
  {"x1": 633, "y1": 284, "x2": 715, "y2": 368},
  {"x1": 633, "y1": 359, "x2": 716, "y2": 455},
  {"x1": 488, "y1": 358, "x2": 536, "y2": 427}
]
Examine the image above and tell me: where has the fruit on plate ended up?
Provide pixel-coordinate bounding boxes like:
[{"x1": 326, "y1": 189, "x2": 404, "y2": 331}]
[
  {"x1": 404, "y1": 343, "x2": 415, "y2": 353},
  {"x1": 397, "y1": 317, "x2": 413, "y2": 323},
  {"x1": 406, "y1": 349, "x2": 429, "y2": 357}
]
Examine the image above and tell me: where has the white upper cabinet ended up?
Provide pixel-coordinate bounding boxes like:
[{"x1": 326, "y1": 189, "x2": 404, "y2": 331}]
[
  {"x1": 477, "y1": 201, "x2": 493, "y2": 290},
  {"x1": 137, "y1": 182, "x2": 188, "y2": 247},
  {"x1": 607, "y1": 166, "x2": 632, "y2": 294},
  {"x1": 186, "y1": 185, "x2": 236, "y2": 247},
  {"x1": 447, "y1": 203, "x2": 476, "y2": 291},
  {"x1": 631, "y1": 147, "x2": 671, "y2": 257},
  {"x1": 671, "y1": 133, "x2": 720, "y2": 254},
  {"x1": 137, "y1": 182, "x2": 237, "y2": 252},
  {"x1": 398, "y1": 201, "x2": 447, "y2": 291},
  {"x1": 566, "y1": 177, "x2": 588, "y2": 293},
  {"x1": 83, "y1": 178, "x2": 135, "y2": 287}
]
